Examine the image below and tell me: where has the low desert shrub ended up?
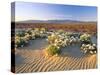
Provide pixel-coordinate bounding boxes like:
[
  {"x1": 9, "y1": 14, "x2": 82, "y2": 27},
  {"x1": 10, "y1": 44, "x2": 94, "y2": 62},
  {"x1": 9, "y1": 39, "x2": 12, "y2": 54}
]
[
  {"x1": 80, "y1": 33, "x2": 91, "y2": 44},
  {"x1": 80, "y1": 44, "x2": 97, "y2": 54},
  {"x1": 45, "y1": 45, "x2": 60, "y2": 56}
]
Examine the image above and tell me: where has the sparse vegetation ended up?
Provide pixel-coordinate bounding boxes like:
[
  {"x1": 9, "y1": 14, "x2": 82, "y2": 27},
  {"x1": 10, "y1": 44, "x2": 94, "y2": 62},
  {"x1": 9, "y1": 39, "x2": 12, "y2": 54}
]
[
  {"x1": 14, "y1": 22, "x2": 97, "y2": 72},
  {"x1": 15, "y1": 22, "x2": 97, "y2": 33},
  {"x1": 80, "y1": 33, "x2": 91, "y2": 44},
  {"x1": 80, "y1": 44, "x2": 97, "y2": 54},
  {"x1": 15, "y1": 23, "x2": 97, "y2": 55},
  {"x1": 45, "y1": 45, "x2": 60, "y2": 56}
]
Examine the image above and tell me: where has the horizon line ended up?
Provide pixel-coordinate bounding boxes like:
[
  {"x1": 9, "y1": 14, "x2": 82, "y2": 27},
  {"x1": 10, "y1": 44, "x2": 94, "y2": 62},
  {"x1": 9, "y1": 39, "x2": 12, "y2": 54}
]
[{"x1": 13, "y1": 19, "x2": 97, "y2": 22}]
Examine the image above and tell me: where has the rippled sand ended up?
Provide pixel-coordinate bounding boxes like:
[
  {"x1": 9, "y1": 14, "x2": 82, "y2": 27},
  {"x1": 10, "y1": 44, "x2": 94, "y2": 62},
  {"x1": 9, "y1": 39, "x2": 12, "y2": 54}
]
[{"x1": 15, "y1": 49, "x2": 97, "y2": 73}]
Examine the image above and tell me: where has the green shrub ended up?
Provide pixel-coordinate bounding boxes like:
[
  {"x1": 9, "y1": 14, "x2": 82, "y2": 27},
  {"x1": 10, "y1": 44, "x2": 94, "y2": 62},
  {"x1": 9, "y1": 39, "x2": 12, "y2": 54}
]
[
  {"x1": 45, "y1": 45, "x2": 60, "y2": 56},
  {"x1": 16, "y1": 31, "x2": 25, "y2": 37},
  {"x1": 80, "y1": 44, "x2": 97, "y2": 54},
  {"x1": 80, "y1": 33, "x2": 91, "y2": 44},
  {"x1": 15, "y1": 37, "x2": 26, "y2": 48},
  {"x1": 26, "y1": 29, "x2": 32, "y2": 35},
  {"x1": 40, "y1": 28, "x2": 46, "y2": 33},
  {"x1": 47, "y1": 34, "x2": 59, "y2": 44}
]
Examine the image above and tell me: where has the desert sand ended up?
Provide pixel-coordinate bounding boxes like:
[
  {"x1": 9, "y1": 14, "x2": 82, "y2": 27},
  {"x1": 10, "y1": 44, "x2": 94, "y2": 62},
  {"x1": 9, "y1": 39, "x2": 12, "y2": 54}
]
[{"x1": 15, "y1": 49, "x2": 97, "y2": 73}]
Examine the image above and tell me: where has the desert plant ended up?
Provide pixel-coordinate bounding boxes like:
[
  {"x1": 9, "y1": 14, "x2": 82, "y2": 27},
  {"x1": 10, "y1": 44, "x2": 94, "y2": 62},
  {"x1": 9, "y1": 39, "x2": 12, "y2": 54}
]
[
  {"x1": 31, "y1": 32, "x2": 36, "y2": 39},
  {"x1": 45, "y1": 45, "x2": 60, "y2": 56},
  {"x1": 80, "y1": 33, "x2": 91, "y2": 44},
  {"x1": 16, "y1": 31, "x2": 25, "y2": 37},
  {"x1": 15, "y1": 36, "x2": 26, "y2": 48},
  {"x1": 80, "y1": 44, "x2": 97, "y2": 54},
  {"x1": 26, "y1": 29, "x2": 32, "y2": 35},
  {"x1": 47, "y1": 33, "x2": 59, "y2": 44},
  {"x1": 40, "y1": 28, "x2": 46, "y2": 33},
  {"x1": 34, "y1": 28, "x2": 40, "y2": 32}
]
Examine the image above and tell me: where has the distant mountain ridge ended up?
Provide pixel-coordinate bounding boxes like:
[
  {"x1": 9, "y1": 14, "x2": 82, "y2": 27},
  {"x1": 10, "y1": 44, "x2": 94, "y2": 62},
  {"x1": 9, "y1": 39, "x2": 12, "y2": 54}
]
[{"x1": 16, "y1": 20, "x2": 96, "y2": 23}]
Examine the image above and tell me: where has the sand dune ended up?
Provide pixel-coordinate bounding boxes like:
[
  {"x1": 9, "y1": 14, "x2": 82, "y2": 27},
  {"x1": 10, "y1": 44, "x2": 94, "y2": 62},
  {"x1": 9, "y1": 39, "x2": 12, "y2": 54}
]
[{"x1": 15, "y1": 49, "x2": 97, "y2": 73}]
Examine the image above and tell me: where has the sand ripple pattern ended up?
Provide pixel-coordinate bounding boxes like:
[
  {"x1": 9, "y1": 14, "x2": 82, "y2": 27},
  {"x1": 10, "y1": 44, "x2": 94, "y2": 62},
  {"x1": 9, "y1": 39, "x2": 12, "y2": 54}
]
[{"x1": 15, "y1": 49, "x2": 97, "y2": 73}]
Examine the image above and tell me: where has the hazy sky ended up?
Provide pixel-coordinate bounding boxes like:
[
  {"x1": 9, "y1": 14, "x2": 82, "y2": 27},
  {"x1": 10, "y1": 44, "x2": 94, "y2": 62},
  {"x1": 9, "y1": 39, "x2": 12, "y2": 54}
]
[{"x1": 11, "y1": 2, "x2": 97, "y2": 22}]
